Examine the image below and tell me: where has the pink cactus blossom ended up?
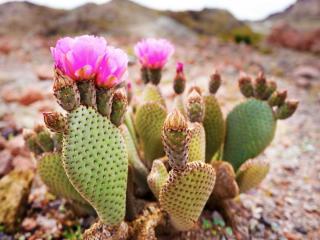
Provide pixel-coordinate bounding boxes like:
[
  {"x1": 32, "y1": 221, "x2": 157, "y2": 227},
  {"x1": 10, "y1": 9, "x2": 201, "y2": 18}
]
[
  {"x1": 134, "y1": 38, "x2": 174, "y2": 69},
  {"x1": 96, "y1": 46, "x2": 128, "y2": 88},
  {"x1": 51, "y1": 35, "x2": 107, "y2": 80}
]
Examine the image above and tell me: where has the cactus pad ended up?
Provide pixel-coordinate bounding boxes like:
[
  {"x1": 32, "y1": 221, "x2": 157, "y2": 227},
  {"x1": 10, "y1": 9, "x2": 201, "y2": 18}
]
[
  {"x1": 38, "y1": 152, "x2": 87, "y2": 204},
  {"x1": 135, "y1": 102, "x2": 167, "y2": 166},
  {"x1": 142, "y1": 84, "x2": 165, "y2": 107},
  {"x1": 159, "y1": 162, "x2": 215, "y2": 231},
  {"x1": 223, "y1": 99, "x2": 276, "y2": 170},
  {"x1": 188, "y1": 123, "x2": 205, "y2": 163},
  {"x1": 236, "y1": 159, "x2": 270, "y2": 193},
  {"x1": 63, "y1": 106, "x2": 128, "y2": 225},
  {"x1": 203, "y1": 95, "x2": 225, "y2": 163},
  {"x1": 147, "y1": 159, "x2": 169, "y2": 198}
]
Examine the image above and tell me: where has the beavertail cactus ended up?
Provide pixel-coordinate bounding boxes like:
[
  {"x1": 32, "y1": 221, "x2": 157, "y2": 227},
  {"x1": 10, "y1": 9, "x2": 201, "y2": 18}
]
[
  {"x1": 203, "y1": 71, "x2": 225, "y2": 162},
  {"x1": 41, "y1": 35, "x2": 130, "y2": 225},
  {"x1": 154, "y1": 110, "x2": 216, "y2": 231},
  {"x1": 135, "y1": 85, "x2": 167, "y2": 166},
  {"x1": 223, "y1": 72, "x2": 298, "y2": 170}
]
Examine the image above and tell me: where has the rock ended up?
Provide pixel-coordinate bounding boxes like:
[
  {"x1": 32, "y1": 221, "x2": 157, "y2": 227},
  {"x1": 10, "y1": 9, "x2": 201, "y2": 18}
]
[
  {"x1": 12, "y1": 156, "x2": 35, "y2": 171},
  {"x1": 0, "y1": 150, "x2": 12, "y2": 176},
  {"x1": 6, "y1": 135, "x2": 27, "y2": 157},
  {"x1": 1, "y1": 86, "x2": 20, "y2": 103},
  {"x1": 34, "y1": 65, "x2": 53, "y2": 81},
  {"x1": 21, "y1": 217, "x2": 37, "y2": 231},
  {"x1": 19, "y1": 89, "x2": 45, "y2": 106},
  {"x1": 293, "y1": 66, "x2": 320, "y2": 81},
  {"x1": 0, "y1": 170, "x2": 34, "y2": 232}
]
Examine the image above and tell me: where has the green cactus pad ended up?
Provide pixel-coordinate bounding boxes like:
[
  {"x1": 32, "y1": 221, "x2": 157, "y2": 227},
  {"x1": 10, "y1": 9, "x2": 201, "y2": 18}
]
[
  {"x1": 135, "y1": 102, "x2": 167, "y2": 166},
  {"x1": 63, "y1": 106, "x2": 128, "y2": 225},
  {"x1": 120, "y1": 125, "x2": 149, "y2": 195},
  {"x1": 159, "y1": 162, "x2": 215, "y2": 231},
  {"x1": 223, "y1": 99, "x2": 276, "y2": 170},
  {"x1": 38, "y1": 153, "x2": 87, "y2": 204},
  {"x1": 203, "y1": 95, "x2": 225, "y2": 163},
  {"x1": 142, "y1": 84, "x2": 165, "y2": 107},
  {"x1": 188, "y1": 123, "x2": 205, "y2": 163},
  {"x1": 210, "y1": 161, "x2": 239, "y2": 201},
  {"x1": 236, "y1": 159, "x2": 270, "y2": 193},
  {"x1": 147, "y1": 159, "x2": 169, "y2": 198}
]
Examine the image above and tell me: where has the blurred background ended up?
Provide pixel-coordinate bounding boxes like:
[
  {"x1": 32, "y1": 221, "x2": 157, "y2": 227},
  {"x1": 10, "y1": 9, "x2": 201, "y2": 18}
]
[{"x1": 0, "y1": 0, "x2": 319, "y2": 239}]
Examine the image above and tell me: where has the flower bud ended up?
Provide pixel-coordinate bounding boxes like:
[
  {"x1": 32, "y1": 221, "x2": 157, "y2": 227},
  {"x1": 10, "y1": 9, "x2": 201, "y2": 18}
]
[
  {"x1": 275, "y1": 100, "x2": 299, "y2": 120},
  {"x1": 238, "y1": 73, "x2": 254, "y2": 98},
  {"x1": 268, "y1": 90, "x2": 287, "y2": 107},
  {"x1": 173, "y1": 62, "x2": 186, "y2": 95},
  {"x1": 187, "y1": 89, "x2": 204, "y2": 123},
  {"x1": 209, "y1": 70, "x2": 221, "y2": 94},
  {"x1": 162, "y1": 110, "x2": 189, "y2": 170},
  {"x1": 23, "y1": 129, "x2": 43, "y2": 155},
  {"x1": 96, "y1": 87, "x2": 115, "y2": 117},
  {"x1": 53, "y1": 68, "x2": 80, "y2": 111},
  {"x1": 76, "y1": 80, "x2": 96, "y2": 107},
  {"x1": 43, "y1": 112, "x2": 66, "y2": 133},
  {"x1": 110, "y1": 88, "x2": 128, "y2": 127},
  {"x1": 263, "y1": 80, "x2": 277, "y2": 100},
  {"x1": 254, "y1": 72, "x2": 267, "y2": 99}
]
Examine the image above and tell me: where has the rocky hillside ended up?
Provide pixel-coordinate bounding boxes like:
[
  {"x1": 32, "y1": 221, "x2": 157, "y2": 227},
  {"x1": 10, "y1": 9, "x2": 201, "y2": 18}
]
[
  {"x1": 0, "y1": 0, "x2": 246, "y2": 39},
  {"x1": 266, "y1": 0, "x2": 320, "y2": 30}
]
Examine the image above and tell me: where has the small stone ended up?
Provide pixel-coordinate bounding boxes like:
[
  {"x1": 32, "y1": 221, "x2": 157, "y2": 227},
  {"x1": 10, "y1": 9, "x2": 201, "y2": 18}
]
[
  {"x1": 0, "y1": 150, "x2": 12, "y2": 176},
  {"x1": 19, "y1": 89, "x2": 45, "y2": 106},
  {"x1": 34, "y1": 65, "x2": 53, "y2": 81},
  {"x1": 12, "y1": 156, "x2": 35, "y2": 171}
]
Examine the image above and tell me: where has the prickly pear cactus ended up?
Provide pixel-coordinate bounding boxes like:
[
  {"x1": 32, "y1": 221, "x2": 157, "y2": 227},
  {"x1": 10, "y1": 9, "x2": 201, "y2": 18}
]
[
  {"x1": 223, "y1": 99, "x2": 276, "y2": 170},
  {"x1": 236, "y1": 159, "x2": 270, "y2": 193},
  {"x1": 38, "y1": 152, "x2": 88, "y2": 205},
  {"x1": 223, "y1": 73, "x2": 298, "y2": 171},
  {"x1": 188, "y1": 123, "x2": 205, "y2": 163},
  {"x1": 153, "y1": 110, "x2": 216, "y2": 231},
  {"x1": 135, "y1": 101, "x2": 167, "y2": 166},
  {"x1": 63, "y1": 106, "x2": 128, "y2": 225},
  {"x1": 147, "y1": 159, "x2": 169, "y2": 198},
  {"x1": 159, "y1": 162, "x2": 215, "y2": 231}
]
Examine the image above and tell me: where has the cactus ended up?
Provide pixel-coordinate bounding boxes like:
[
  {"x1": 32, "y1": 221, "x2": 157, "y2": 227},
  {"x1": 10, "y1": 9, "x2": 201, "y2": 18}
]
[
  {"x1": 154, "y1": 110, "x2": 216, "y2": 231},
  {"x1": 135, "y1": 101, "x2": 167, "y2": 167},
  {"x1": 203, "y1": 89, "x2": 225, "y2": 163},
  {"x1": 236, "y1": 159, "x2": 270, "y2": 193},
  {"x1": 23, "y1": 36, "x2": 300, "y2": 239},
  {"x1": 223, "y1": 73, "x2": 298, "y2": 171}
]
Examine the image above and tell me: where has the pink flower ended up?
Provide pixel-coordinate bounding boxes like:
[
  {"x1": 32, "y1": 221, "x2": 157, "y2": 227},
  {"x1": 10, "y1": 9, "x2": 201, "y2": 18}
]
[
  {"x1": 96, "y1": 46, "x2": 128, "y2": 88},
  {"x1": 134, "y1": 38, "x2": 174, "y2": 69},
  {"x1": 51, "y1": 35, "x2": 107, "y2": 80}
]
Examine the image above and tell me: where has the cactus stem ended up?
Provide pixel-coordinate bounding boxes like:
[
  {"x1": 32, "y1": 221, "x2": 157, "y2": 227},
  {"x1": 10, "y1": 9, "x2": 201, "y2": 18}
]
[
  {"x1": 149, "y1": 68, "x2": 162, "y2": 85},
  {"x1": 187, "y1": 89, "x2": 204, "y2": 123},
  {"x1": 238, "y1": 72, "x2": 254, "y2": 98},
  {"x1": 110, "y1": 88, "x2": 128, "y2": 127},
  {"x1": 275, "y1": 100, "x2": 299, "y2": 120}
]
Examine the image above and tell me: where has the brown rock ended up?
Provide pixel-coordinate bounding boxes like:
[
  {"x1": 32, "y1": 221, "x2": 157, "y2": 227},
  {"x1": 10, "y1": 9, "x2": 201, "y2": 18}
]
[
  {"x1": 35, "y1": 65, "x2": 53, "y2": 81},
  {"x1": 0, "y1": 170, "x2": 34, "y2": 233},
  {"x1": 0, "y1": 150, "x2": 12, "y2": 176},
  {"x1": 19, "y1": 89, "x2": 45, "y2": 106}
]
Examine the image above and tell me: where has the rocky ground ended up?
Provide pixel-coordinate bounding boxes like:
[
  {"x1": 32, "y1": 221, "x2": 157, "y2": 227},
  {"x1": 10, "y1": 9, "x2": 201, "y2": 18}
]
[{"x1": 0, "y1": 35, "x2": 319, "y2": 239}]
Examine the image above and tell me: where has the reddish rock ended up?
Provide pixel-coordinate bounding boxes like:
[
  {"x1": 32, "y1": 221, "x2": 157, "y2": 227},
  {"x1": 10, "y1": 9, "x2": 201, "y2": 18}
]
[
  {"x1": 19, "y1": 89, "x2": 45, "y2": 106},
  {"x1": 1, "y1": 86, "x2": 20, "y2": 103},
  {"x1": 6, "y1": 135, "x2": 28, "y2": 157},
  {"x1": 12, "y1": 155, "x2": 35, "y2": 171},
  {"x1": 268, "y1": 23, "x2": 320, "y2": 53},
  {"x1": 0, "y1": 150, "x2": 13, "y2": 176}
]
